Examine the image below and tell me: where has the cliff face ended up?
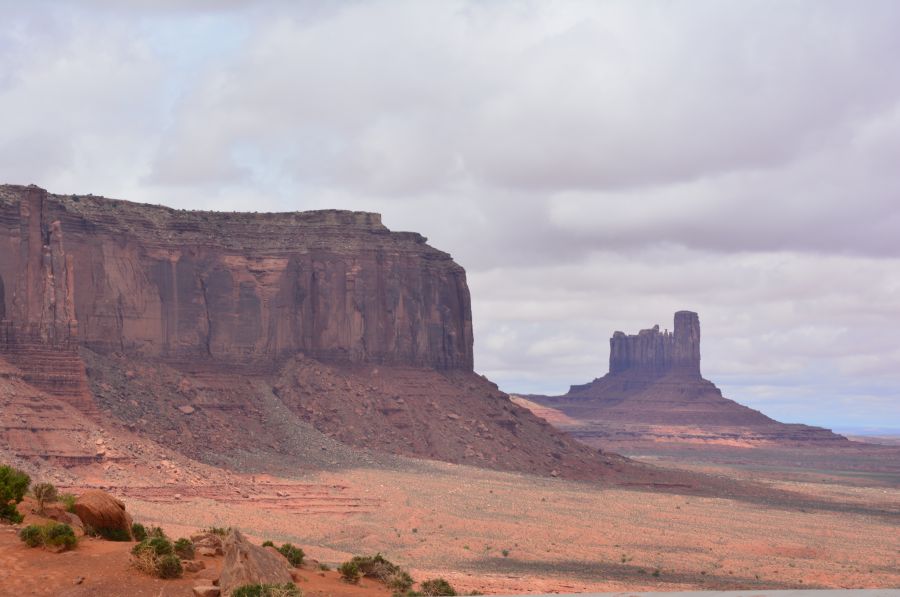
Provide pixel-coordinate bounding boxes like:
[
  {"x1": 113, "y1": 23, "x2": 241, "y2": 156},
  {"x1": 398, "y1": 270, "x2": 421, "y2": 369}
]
[
  {"x1": 608, "y1": 310, "x2": 701, "y2": 378},
  {"x1": 0, "y1": 185, "x2": 473, "y2": 371}
]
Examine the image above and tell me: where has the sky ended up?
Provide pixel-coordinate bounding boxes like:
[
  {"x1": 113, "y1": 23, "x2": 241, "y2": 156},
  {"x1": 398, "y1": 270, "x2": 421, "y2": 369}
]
[{"x1": 1, "y1": 1, "x2": 899, "y2": 431}]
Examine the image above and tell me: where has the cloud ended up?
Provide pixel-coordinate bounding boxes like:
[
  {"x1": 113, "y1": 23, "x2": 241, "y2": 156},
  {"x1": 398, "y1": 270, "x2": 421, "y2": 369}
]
[{"x1": 1, "y1": 0, "x2": 899, "y2": 427}]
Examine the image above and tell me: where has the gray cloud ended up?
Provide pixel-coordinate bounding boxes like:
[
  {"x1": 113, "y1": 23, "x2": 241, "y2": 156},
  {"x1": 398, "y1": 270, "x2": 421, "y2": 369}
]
[{"x1": 1, "y1": 1, "x2": 899, "y2": 428}]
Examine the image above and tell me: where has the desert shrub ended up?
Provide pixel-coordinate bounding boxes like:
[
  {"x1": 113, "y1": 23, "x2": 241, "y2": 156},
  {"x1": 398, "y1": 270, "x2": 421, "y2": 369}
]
[
  {"x1": 148, "y1": 525, "x2": 167, "y2": 539},
  {"x1": 318, "y1": 563, "x2": 330, "y2": 571},
  {"x1": 59, "y1": 493, "x2": 77, "y2": 513},
  {"x1": 131, "y1": 536, "x2": 182, "y2": 578},
  {"x1": 174, "y1": 537, "x2": 194, "y2": 559},
  {"x1": 19, "y1": 525, "x2": 43, "y2": 547},
  {"x1": 204, "y1": 526, "x2": 231, "y2": 536},
  {"x1": 156, "y1": 554, "x2": 183, "y2": 579},
  {"x1": 0, "y1": 465, "x2": 30, "y2": 523},
  {"x1": 338, "y1": 561, "x2": 361, "y2": 584},
  {"x1": 278, "y1": 543, "x2": 305, "y2": 567},
  {"x1": 262, "y1": 540, "x2": 275, "y2": 547},
  {"x1": 96, "y1": 526, "x2": 131, "y2": 541},
  {"x1": 19, "y1": 522, "x2": 77, "y2": 551},
  {"x1": 32, "y1": 482, "x2": 58, "y2": 512},
  {"x1": 232, "y1": 584, "x2": 301, "y2": 597},
  {"x1": 43, "y1": 522, "x2": 77, "y2": 550},
  {"x1": 132, "y1": 522, "x2": 148, "y2": 542},
  {"x1": 352, "y1": 553, "x2": 411, "y2": 584},
  {"x1": 420, "y1": 578, "x2": 457, "y2": 596},
  {"x1": 386, "y1": 570, "x2": 414, "y2": 592}
]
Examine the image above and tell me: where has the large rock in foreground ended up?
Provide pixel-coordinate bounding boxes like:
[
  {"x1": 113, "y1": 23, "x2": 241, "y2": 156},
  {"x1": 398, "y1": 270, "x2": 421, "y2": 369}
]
[
  {"x1": 73, "y1": 489, "x2": 133, "y2": 539},
  {"x1": 219, "y1": 529, "x2": 294, "y2": 596}
]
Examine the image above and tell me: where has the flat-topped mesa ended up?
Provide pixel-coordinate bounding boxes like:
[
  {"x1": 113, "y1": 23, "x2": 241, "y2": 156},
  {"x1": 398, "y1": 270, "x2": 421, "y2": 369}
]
[
  {"x1": 0, "y1": 184, "x2": 474, "y2": 373},
  {"x1": 608, "y1": 311, "x2": 701, "y2": 379}
]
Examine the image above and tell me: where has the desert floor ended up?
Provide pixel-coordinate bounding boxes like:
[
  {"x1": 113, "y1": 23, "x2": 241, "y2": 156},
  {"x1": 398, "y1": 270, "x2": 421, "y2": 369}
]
[{"x1": 117, "y1": 454, "x2": 900, "y2": 595}]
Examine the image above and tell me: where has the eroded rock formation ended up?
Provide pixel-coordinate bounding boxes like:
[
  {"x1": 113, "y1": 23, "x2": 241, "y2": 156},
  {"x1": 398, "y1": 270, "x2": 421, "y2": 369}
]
[
  {"x1": 0, "y1": 184, "x2": 623, "y2": 481},
  {"x1": 530, "y1": 311, "x2": 848, "y2": 446},
  {"x1": 0, "y1": 184, "x2": 472, "y2": 372}
]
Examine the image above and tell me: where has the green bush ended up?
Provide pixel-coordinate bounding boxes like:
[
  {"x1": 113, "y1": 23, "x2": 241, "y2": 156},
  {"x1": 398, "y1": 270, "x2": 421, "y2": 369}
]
[
  {"x1": 232, "y1": 584, "x2": 301, "y2": 597},
  {"x1": 32, "y1": 482, "x2": 58, "y2": 512},
  {"x1": 59, "y1": 493, "x2": 77, "y2": 513},
  {"x1": 43, "y1": 522, "x2": 77, "y2": 550},
  {"x1": 156, "y1": 554, "x2": 183, "y2": 579},
  {"x1": 19, "y1": 522, "x2": 77, "y2": 551},
  {"x1": 420, "y1": 578, "x2": 457, "y2": 596},
  {"x1": 318, "y1": 563, "x2": 331, "y2": 571},
  {"x1": 174, "y1": 537, "x2": 194, "y2": 559},
  {"x1": 131, "y1": 536, "x2": 182, "y2": 579},
  {"x1": 19, "y1": 525, "x2": 43, "y2": 547},
  {"x1": 96, "y1": 526, "x2": 131, "y2": 541},
  {"x1": 262, "y1": 540, "x2": 275, "y2": 547},
  {"x1": 278, "y1": 543, "x2": 305, "y2": 567},
  {"x1": 204, "y1": 526, "x2": 231, "y2": 536},
  {"x1": 339, "y1": 561, "x2": 361, "y2": 583},
  {"x1": 0, "y1": 465, "x2": 30, "y2": 523},
  {"x1": 132, "y1": 522, "x2": 148, "y2": 542},
  {"x1": 148, "y1": 525, "x2": 167, "y2": 539}
]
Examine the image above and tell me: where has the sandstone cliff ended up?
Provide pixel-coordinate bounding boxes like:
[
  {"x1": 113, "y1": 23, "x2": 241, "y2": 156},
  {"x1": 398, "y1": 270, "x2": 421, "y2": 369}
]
[
  {"x1": 0, "y1": 184, "x2": 473, "y2": 372},
  {"x1": 0, "y1": 184, "x2": 624, "y2": 481}
]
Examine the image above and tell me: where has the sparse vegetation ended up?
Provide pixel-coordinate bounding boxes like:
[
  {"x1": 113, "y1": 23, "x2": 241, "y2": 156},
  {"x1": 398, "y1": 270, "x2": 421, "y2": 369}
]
[
  {"x1": 19, "y1": 522, "x2": 77, "y2": 551},
  {"x1": 96, "y1": 526, "x2": 131, "y2": 541},
  {"x1": 420, "y1": 578, "x2": 457, "y2": 596},
  {"x1": 32, "y1": 482, "x2": 58, "y2": 513},
  {"x1": 501, "y1": 549, "x2": 509, "y2": 557},
  {"x1": 59, "y1": 493, "x2": 77, "y2": 513},
  {"x1": 232, "y1": 584, "x2": 302, "y2": 597},
  {"x1": 262, "y1": 540, "x2": 275, "y2": 547},
  {"x1": 131, "y1": 522, "x2": 148, "y2": 542},
  {"x1": 338, "y1": 560, "x2": 361, "y2": 583},
  {"x1": 204, "y1": 526, "x2": 231, "y2": 536},
  {"x1": 174, "y1": 537, "x2": 195, "y2": 559},
  {"x1": 0, "y1": 465, "x2": 30, "y2": 523},
  {"x1": 318, "y1": 562, "x2": 331, "y2": 571},
  {"x1": 278, "y1": 543, "x2": 305, "y2": 567},
  {"x1": 340, "y1": 553, "x2": 413, "y2": 589},
  {"x1": 131, "y1": 536, "x2": 182, "y2": 578}
]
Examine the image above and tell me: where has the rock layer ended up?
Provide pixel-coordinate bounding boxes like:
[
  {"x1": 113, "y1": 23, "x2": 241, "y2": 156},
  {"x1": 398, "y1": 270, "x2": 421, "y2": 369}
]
[{"x1": 0, "y1": 184, "x2": 473, "y2": 373}]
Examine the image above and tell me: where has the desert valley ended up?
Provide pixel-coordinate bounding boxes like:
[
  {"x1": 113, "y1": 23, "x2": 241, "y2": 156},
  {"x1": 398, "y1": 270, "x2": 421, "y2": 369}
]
[{"x1": 0, "y1": 185, "x2": 897, "y2": 596}]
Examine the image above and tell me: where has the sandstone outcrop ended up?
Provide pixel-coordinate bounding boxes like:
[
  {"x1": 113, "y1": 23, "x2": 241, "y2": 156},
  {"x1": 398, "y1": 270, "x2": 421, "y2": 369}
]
[
  {"x1": 0, "y1": 184, "x2": 472, "y2": 373},
  {"x1": 218, "y1": 529, "x2": 294, "y2": 596},
  {"x1": 531, "y1": 311, "x2": 848, "y2": 446},
  {"x1": 1, "y1": 183, "x2": 624, "y2": 481},
  {"x1": 73, "y1": 489, "x2": 133, "y2": 539}
]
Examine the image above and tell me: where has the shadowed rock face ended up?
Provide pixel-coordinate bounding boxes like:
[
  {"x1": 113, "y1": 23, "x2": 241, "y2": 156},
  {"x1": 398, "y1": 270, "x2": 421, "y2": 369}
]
[
  {"x1": 0, "y1": 184, "x2": 473, "y2": 371},
  {"x1": 608, "y1": 310, "x2": 701, "y2": 378}
]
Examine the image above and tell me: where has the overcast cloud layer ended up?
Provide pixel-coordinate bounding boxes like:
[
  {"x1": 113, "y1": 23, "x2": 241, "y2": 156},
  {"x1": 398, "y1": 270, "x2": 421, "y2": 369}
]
[{"x1": 2, "y1": 0, "x2": 899, "y2": 430}]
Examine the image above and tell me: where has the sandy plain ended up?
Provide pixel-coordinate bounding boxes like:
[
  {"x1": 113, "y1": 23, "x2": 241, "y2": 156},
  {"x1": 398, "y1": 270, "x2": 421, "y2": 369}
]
[{"x1": 117, "y1": 454, "x2": 900, "y2": 595}]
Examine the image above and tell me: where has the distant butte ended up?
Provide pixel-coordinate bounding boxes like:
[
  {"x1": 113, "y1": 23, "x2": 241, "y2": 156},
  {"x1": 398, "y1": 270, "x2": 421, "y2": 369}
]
[{"x1": 524, "y1": 311, "x2": 850, "y2": 448}]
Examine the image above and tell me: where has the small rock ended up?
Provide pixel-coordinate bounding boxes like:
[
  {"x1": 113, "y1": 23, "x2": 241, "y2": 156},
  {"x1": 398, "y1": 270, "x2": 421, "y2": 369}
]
[
  {"x1": 174, "y1": 493, "x2": 182, "y2": 500},
  {"x1": 550, "y1": 469, "x2": 560, "y2": 477},
  {"x1": 73, "y1": 576, "x2": 85, "y2": 585},
  {"x1": 178, "y1": 405, "x2": 196, "y2": 415},
  {"x1": 198, "y1": 547, "x2": 218, "y2": 557},
  {"x1": 192, "y1": 586, "x2": 220, "y2": 597}
]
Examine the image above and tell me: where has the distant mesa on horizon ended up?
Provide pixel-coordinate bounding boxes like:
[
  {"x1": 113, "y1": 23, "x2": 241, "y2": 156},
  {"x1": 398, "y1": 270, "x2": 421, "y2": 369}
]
[{"x1": 525, "y1": 311, "x2": 850, "y2": 448}]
